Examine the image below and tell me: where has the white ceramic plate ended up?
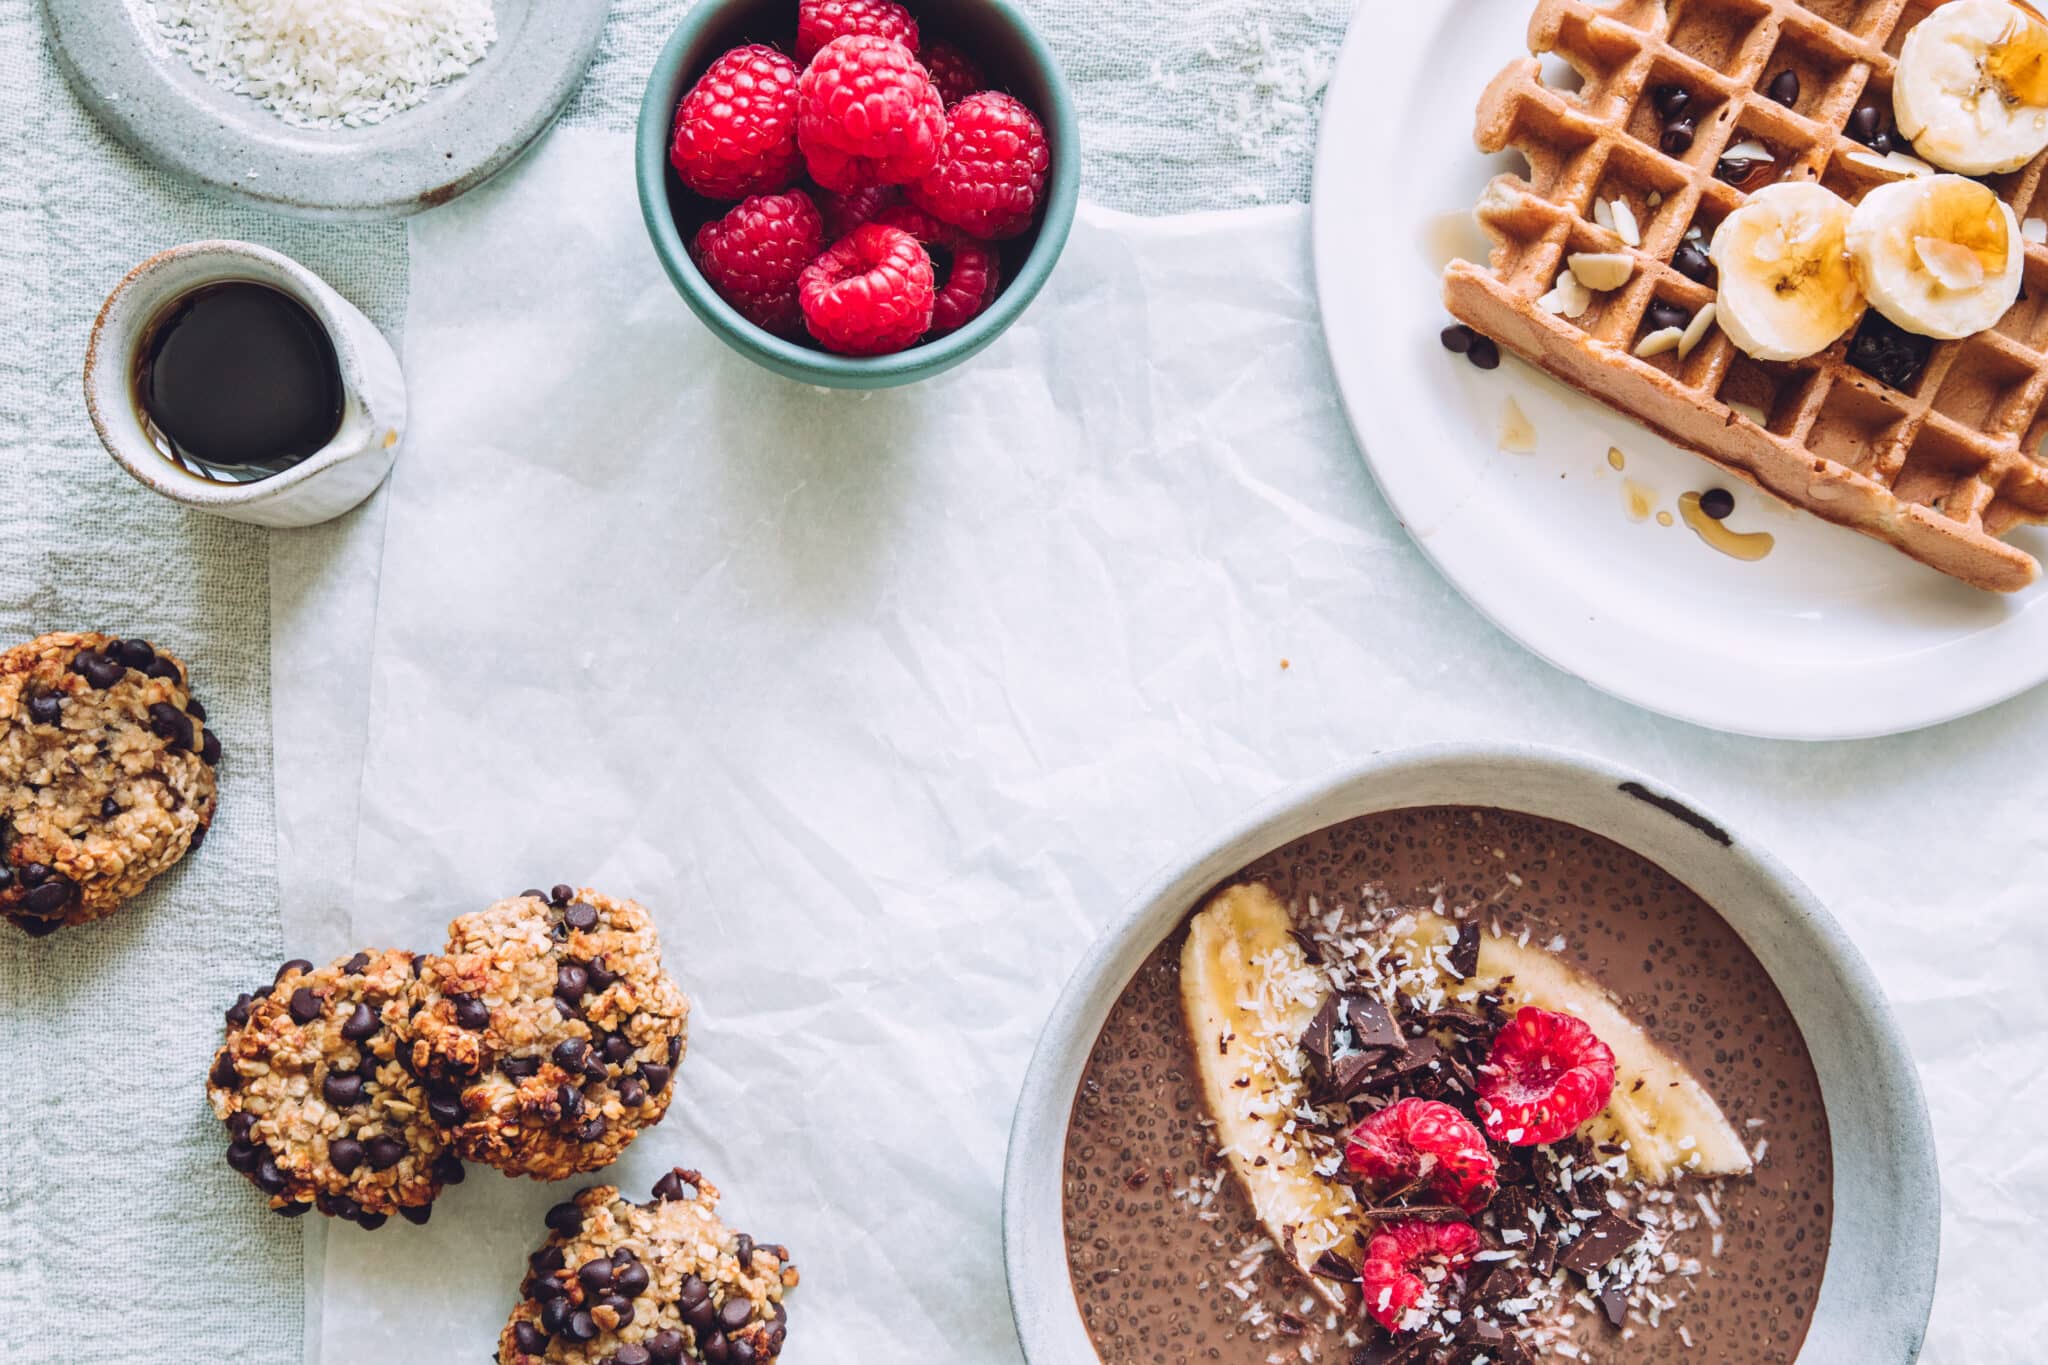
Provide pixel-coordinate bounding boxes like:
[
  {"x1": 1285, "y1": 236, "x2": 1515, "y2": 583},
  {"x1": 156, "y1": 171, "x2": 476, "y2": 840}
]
[
  {"x1": 1004, "y1": 744, "x2": 1938, "y2": 1363},
  {"x1": 1310, "y1": 0, "x2": 2048, "y2": 740},
  {"x1": 45, "y1": 0, "x2": 608, "y2": 220}
]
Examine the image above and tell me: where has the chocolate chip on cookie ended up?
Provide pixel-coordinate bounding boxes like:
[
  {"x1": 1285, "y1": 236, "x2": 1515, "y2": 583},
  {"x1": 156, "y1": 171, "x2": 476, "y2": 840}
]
[
  {"x1": 497, "y1": 1170, "x2": 795, "y2": 1365},
  {"x1": 409, "y1": 889, "x2": 691, "y2": 1181}
]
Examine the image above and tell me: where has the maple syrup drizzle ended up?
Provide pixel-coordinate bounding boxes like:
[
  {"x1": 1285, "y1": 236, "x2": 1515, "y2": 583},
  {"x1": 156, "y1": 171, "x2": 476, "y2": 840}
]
[
  {"x1": 1624, "y1": 478, "x2": 1656, "y2": 521},
  {"x1": 1679, "y1": 491, "x2": 1775, "y2": 560},
  {"x1": 1499, "y1": 397, "x2": 1537, "y2": 452}
]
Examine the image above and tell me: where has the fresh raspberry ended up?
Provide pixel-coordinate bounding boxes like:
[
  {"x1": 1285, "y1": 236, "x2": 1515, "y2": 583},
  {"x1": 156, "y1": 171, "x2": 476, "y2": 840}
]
[
  {"x1": 670, "y1": 45, "x2": 804, "y2": 200},
  {"x1": 928, "y1": 242, "x2": 1000, "y2": 335},
  {"x1": 692, "y1": 190, "x2": 825, "y2": 337},
  {"x1": 1476, "y1": 1007, "x2": 1618, "y2": 1147},
  {"x1": 796, "y1": 0, "x2": 919, "y2": 66},
  {"x1": 868, "y1": 204, "x2": 998, "y2": 336},
  {"x1": 1344, "y1": 1098, "x2": 1498, "y2": 1214},
  {"x1": 816, "y1": 184, "x2": 902, "y2": 240},
  {"x1": 1360, "y1": 1219, "x2": 1482, "y2": 1333},
  {"x1": 909, "y1": 90, "x2": 1050, "y2": 240},
  {"x1": 799, "y1": 223, "x2": 936, "y2": 354},
  {"x1": 920, "y1": 39, "x2": 986, "y2": 105},
  {"x1": 797, "y1": 36, "x2": 946, "y2": 192}
]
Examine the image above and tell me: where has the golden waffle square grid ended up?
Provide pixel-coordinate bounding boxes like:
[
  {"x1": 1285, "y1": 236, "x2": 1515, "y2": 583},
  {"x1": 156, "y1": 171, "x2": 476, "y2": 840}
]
[{"x1": 1443, "y1": 0, "x2": 2048, "y2": 590}]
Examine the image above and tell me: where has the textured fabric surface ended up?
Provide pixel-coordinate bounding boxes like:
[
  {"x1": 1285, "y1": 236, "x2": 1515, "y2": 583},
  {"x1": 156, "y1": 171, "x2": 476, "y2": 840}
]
[{"x1": 0, "y1": 1, "x2": 1350, "y2": 1361}]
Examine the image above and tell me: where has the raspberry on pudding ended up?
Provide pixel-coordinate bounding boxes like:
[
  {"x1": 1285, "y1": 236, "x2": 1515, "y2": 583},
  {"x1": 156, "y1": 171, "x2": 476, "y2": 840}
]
[{"x1": 1063, "y1": 807, "x2": 1831, "y2": 1364}]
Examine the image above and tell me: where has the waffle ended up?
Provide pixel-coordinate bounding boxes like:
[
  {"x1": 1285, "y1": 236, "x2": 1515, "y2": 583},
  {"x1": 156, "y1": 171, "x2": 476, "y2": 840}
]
[{"x1": 1444, "y1": 0, "x2": 2048, "y2": 592}]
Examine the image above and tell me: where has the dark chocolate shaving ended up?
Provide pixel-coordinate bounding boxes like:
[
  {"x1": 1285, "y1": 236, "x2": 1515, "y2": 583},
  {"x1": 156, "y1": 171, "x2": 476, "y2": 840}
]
[{"x1": 1311, "y1": 1249, "x2": 1360, "y2": 1283}]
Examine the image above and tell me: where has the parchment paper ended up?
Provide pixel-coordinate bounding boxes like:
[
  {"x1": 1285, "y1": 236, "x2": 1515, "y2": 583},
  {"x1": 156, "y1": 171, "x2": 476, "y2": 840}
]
[{"x1": 274, "y1": 128, "x2": 2048, "y2": 1361}]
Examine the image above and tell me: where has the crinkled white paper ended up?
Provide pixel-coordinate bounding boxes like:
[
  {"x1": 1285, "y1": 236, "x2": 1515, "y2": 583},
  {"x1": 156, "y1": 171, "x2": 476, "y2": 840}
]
[{"x1": 271, "y1": 128, "x2": 2046, "y2": 1362}]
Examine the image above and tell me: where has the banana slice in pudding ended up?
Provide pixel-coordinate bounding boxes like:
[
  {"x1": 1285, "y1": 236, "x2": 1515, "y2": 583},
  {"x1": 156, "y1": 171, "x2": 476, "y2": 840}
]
[
  {"x1": 1180, "y1": 885, "x2": 1365, "y2": 1306},
  {"x1": 1894, "y1": 0, "x2": 2048, "y2": 177},
  {"x1": 1848, "y1": 174, "x2": 2025, "y2": 340}
]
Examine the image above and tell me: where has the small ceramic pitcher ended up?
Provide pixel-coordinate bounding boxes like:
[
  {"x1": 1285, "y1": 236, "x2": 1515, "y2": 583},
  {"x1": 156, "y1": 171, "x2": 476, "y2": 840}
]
[{"x1": 85, "y1": 240, "x2": 406, "y2": 528}]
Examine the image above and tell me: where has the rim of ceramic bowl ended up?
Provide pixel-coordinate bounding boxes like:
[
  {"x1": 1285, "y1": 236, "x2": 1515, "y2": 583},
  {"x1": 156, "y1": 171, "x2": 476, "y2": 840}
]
[
  {"x1": 1002, "y1": 742, "x2": 1939, "y2": 1364},
  {"x1": 84, "y1": 239, "x2": 376, "y2": 509},
  {"x1": 634, "y1": 0, "x2": 1082, "y2": 388}
]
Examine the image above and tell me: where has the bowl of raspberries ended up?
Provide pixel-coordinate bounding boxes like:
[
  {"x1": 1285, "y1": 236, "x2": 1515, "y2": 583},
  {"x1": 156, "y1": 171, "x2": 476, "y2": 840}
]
[{"x1": 637, "y1": 0, "x2": 1079, "y2": 387}]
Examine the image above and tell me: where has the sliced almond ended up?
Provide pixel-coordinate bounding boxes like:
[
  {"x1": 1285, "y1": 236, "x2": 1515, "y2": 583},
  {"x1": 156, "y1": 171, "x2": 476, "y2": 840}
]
[
  {"x1": 1613, "y1": 198, "x2": 1643, "y2": 247},
  {"x1": 1916, "y1": 235, "x2": 1987, "y2": 290},
  {"x1": 1593, "y1": 198, "x2": 1617, "y2": 233},
  {"x1": 1724, "y1": 138, "x2": 1773, "y2": 163},
  {"x1": 1569, "y1": 251, "x2": 1637, "y2": 291},
  {"x1": 1634, "y1": 325, "x2": 1685, "y2": 357},
  {"x1": 2026, "y1": 216, "x2": 2048, "y2": 245},
  {"x1": 1678, "y1": 302, "x2": 1718, "y2": 360},
  {"x1": 1538, "y1": 270, "x2": 1594, "y2": 318}
]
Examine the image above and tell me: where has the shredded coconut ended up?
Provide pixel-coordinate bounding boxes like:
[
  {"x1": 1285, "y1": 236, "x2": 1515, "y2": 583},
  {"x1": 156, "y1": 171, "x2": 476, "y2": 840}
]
[
  {"x1": 1159, "y1": 19, "x2": 1335, "y2": 185},
  {"x1": 149, "y1": 0, "x2": 497, "y2": 129}
]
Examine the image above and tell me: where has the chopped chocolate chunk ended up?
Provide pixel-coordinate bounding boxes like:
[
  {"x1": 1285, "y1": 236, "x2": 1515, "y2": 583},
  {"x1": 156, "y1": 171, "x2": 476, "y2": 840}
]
[
  {"x1": 1531, "y1": 1229, "x2": 1560, "y2": 1277},
  {"x1": 1370, "y1": 1033, "x2": 1443, "y2": 1086},
  {"x1": 1447, "y1": 923, "x2": 1481, "y2": 981},
  {"x1": 1461, "y1": 1259, "x2": 1530, "y2": 1310},
  {"x1": 1561, "y1": 1210, "x2": 1646, "y2": 1276},
  {"x1": 1351, "y1": 1337, "x2": 1432, "y2": 1365},
  {"x1": 1299, "y1": 993, "x2": 1341, "y2": 1070},
  {"x1": 1344, "y1": 994, "x2": 1405, "y2": 1054},
  {"x1": 1766, "y1": 69, "x2": 1800, "y2": 107},
  {"x1": 1599, "y1": 1281, "x2": 1630, "y2": 1329}
]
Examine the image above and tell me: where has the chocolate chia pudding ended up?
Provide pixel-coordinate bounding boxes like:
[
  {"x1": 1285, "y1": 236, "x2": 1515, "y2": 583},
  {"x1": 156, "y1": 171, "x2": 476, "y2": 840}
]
[{"x1": 1061, "y1": 806, "x2": 1832, "y2": 1363}]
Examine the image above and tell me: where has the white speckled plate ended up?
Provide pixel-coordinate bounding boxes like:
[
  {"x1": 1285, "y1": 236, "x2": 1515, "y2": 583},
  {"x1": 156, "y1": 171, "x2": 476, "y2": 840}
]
[
  {"x1": 45, "y1": 0, "x2": 609, "y2": 221},
  {"x1": 1311, "y1": 0, "x2": 2048, "y2": 740}
]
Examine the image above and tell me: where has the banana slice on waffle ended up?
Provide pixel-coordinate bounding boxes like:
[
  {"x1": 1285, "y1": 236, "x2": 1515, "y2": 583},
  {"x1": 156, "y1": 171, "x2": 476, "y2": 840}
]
[
  {"x1": 1849, "y1": 175, "x2": 2025, "y2": 340},
  {"x1": 1894, "y1": 0, "x2": 2048, "y2": 176},
  {"x1": 1397, "y1": 914, "x2": 1754, "y2": 1183},
  {"x1": 1180, "y1": 885, "x2": 1364, "y2": 1305},
  {"x1": 1709, "y1": 183, "x2": 1864, "y2": 363}
]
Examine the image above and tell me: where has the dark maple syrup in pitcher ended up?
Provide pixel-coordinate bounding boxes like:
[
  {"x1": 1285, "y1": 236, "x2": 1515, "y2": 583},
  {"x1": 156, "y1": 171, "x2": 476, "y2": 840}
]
[{"x1": 134, "y1": 280, "x2": 345, "y2": 482}]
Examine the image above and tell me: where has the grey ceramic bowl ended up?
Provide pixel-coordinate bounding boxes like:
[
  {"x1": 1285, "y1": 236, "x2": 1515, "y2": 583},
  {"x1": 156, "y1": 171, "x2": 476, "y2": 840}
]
[
  {"x1": 1004, "y1": 743, "x2": 1938, "y2": 1363},
  {"x1": 635, "y1": 0, "x2": 1081, "y2": 388}
]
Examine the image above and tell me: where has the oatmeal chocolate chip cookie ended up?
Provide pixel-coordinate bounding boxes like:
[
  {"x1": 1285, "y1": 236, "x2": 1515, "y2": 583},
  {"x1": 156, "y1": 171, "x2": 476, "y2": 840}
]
[
  {"x1": 410, "y1": 887, "x2": 691, "y2": 1181},
  {"x1": 208, "y1": 950, "x2": 463, "y2": 1227},
  {"x1": 0, "y1": 631, "x2": 219, "y2": 935},
  {"x1": 498, "y1": 1169, "x2": 795, "y2": 1364}
]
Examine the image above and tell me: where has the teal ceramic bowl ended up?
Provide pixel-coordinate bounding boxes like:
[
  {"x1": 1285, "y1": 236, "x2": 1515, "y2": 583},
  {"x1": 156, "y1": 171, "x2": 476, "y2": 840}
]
[{"x1": 636, "y1": 0, "x2": 1080, "y2": 389}]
